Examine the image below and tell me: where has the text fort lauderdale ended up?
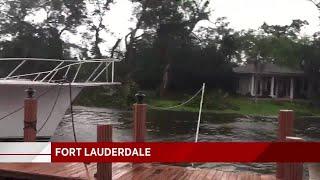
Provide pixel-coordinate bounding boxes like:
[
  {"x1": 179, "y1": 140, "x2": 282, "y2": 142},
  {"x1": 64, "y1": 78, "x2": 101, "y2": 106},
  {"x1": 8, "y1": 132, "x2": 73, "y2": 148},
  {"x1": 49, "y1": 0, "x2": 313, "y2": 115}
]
[{"x1": 55, "y1": 147, "x2": 151, "y2": 157}]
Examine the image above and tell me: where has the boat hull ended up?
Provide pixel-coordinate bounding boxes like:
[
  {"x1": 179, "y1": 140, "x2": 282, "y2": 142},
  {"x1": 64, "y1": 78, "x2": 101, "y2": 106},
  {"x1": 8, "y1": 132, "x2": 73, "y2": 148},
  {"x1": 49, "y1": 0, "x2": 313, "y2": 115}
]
[{"x1": 0, "y1": 83, "x2": 82, "y2": 140}]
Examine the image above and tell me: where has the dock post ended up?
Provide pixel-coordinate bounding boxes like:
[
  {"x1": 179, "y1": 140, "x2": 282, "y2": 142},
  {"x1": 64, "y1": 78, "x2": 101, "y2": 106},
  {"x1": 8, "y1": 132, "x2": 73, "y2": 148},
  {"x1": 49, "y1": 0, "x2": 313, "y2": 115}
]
[
  {"x1": 276, "y1": 110, "x2": 294, "y2": 179},
  {"x1": 308, "y1": 163, "x2": 320, "y2": 180},
  {"x1": 24, "y1": 87, "x2": 37, "y2": 142},
  {"x1": 283, "y1": 137, "x2": 304, "y2": 180},
  {"x1": 96, "y1": 125, "x2": 112, "y2": 180},
  {"x1": 133, "y1": 92, "x2": 147, "y2": 142}
]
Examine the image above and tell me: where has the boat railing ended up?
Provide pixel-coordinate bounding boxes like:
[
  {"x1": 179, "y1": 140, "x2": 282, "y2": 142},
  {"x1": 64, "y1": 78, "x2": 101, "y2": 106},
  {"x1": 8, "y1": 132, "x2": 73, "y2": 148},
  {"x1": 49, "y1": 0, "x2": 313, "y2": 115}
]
[{"x1": 0, "y1": 58, "x2": 120, "y2": 83}]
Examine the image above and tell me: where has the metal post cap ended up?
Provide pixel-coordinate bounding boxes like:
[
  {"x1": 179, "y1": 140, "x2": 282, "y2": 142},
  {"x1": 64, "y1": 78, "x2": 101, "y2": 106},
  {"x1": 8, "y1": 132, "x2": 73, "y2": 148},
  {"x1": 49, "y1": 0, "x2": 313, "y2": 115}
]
[
  {"x1": 135, "y1": 91, "x2": 145, "y2": 104},
  {"x1": 25, "y1": 87, "x2": 36, "y2": 98}
]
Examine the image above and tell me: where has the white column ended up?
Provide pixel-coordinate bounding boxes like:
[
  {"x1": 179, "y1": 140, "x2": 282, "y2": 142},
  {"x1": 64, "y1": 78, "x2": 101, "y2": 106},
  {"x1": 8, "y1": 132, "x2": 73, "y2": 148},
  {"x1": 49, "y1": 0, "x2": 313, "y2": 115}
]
[
  {"x1": 290, "y1": 78, "x2": 294, "y2": 100},
  {"x1": 270, "y1": 76, "x2": 274, "y2": 98},
  {"x1": 250, "y1": 74, "x2": 255, "y2": 96}
]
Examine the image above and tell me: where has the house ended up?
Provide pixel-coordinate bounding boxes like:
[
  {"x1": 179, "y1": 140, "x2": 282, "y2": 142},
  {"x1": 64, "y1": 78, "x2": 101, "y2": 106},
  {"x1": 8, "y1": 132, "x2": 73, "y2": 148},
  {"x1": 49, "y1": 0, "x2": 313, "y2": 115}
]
[{"x1": 233, "y1": 63, "x2": 307, "y2": 99}]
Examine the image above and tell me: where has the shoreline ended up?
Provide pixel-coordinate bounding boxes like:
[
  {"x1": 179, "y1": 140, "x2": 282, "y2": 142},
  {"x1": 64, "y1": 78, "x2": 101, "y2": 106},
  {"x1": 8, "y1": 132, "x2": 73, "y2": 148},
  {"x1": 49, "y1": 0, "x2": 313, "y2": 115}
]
[
  {"x1": 75, "y1": 89, "x2": 320, "y2": 117},
  {"x1": 73, "y1": 104, "x2": 320, "y2": 119}
]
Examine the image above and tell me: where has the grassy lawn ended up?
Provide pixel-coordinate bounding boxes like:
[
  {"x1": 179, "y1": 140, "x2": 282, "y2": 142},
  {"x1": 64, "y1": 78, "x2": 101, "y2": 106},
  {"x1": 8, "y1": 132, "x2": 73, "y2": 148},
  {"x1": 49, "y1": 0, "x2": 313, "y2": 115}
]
[
  {"x1": 225, "y1": 97, "x2": 320, "y2": 116},
  {"x1": 147, "y1": 95, "x2": 320, "y2": 116},
  {"x1": 76, "y1": 88, "x2": 320, "y2": 116}
]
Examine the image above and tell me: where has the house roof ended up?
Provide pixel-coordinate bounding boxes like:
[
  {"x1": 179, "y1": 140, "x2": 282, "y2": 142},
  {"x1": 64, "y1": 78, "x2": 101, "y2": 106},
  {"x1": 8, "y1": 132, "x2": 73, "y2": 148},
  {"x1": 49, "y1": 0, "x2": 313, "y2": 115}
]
[{"x1": 233, "y1": 63, "x2": 304, "y2": 76}]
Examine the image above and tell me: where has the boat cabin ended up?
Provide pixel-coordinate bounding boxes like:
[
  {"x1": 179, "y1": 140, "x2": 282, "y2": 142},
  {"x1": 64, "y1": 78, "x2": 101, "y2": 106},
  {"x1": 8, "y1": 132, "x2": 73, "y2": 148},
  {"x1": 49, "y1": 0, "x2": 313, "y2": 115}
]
[{"x1": 233, "y1": 63, "x2": 307, "y2": 99}]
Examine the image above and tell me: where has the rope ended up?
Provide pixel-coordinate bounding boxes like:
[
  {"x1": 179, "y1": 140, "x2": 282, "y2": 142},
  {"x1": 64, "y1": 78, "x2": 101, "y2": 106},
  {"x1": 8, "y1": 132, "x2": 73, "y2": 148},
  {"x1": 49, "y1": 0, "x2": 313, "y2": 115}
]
[
  {"x1": 0, "y1": 82, "x2": 62, "y2": 121},
  {"x1": 0, "y1": 107, "x2": 24, "y2": 121},
  {"x1": 37, "y1": 83, "x2": 63, "y2": 133},
  {"x1": 68, "y1": 81, "x2": 78, "y2": 142},
  {"x1": 147, "y1": 87, "x2": 203, "y2": 110},
  {"x1": 67, "y1": 81, "x2": 91, "y2": 180}
]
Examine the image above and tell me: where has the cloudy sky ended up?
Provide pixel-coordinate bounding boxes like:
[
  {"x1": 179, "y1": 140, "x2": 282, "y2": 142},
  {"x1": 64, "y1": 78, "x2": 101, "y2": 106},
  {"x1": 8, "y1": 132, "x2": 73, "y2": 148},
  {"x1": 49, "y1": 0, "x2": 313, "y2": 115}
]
[
  {"x1": 104, "y1": 0, "x2": 320, "y2": 35},
  {"x1": 65, "y1": 0, "x2": 320, "y2": 56},
  {"x1": 210, "y1": 0, "x2": 319, "y2": 35}
]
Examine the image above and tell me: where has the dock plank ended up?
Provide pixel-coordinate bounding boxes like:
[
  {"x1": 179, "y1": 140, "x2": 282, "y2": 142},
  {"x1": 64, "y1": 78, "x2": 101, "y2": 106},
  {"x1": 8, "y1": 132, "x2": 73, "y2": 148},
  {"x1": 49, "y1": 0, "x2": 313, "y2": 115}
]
[
  {"x1": 0, "y1": 163, "x2": 277, "y2": 180},
  {"x1": 204, "y1": 169, "x2": 218, "y2": 179},
  {"x1": 213, "y1": 170, "x2": 225, "y2": 180},
  {"x1": 225, "y1": 172, "x2": 238, "y2": 180},
  {"x1": 195, "y1": 169, "x2": 210, "y2": 180},
  {"x1": 261, "y1": 175, "x2": 277, "y2": 180},
  {"x1": 164, "y1": 167, "x2": 185, "y2": 180},
  {"x1": 174, "y1": 168, "x2": 194, "y2": 180},
  {"x1": 116, "y1": 164, "x2": 146, "y2": 180},
  {"x1": 59, "y1": 164, "x2": 87, "y2": 177},
  {"x1": 112, "y1": 164, "x2": 133, "y2": 179},
  {"x1": 172, "y1": 168, "x2": 189, "y2": 180}
]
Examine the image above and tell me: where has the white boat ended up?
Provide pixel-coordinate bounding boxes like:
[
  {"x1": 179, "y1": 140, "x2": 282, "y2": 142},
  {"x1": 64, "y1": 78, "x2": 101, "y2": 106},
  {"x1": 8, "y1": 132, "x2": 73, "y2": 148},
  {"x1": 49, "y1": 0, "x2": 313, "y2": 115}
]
[{"x1": 0, "y1": 58, "x2": 120, "y2": 141}]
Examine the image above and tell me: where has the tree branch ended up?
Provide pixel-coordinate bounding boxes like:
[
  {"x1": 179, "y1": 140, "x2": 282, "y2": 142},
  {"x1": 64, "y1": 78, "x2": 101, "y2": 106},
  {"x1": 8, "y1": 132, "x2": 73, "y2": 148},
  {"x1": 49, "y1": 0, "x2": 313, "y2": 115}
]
[
  {"x1": 58, "y1": 27, "x2": 67, "y2": 36},
  {"x1": 125, "y1": 31, "x2": 131, "y2": 47},
  {"x1": 124, "y1": 0, "x2": 150, "y2": 62},
  {"x1": 309, "y1": 0, "x2": 320, "y2": 9},
  {"x1": 110, "y1": 38, "x2": 122, "y2": 58}
]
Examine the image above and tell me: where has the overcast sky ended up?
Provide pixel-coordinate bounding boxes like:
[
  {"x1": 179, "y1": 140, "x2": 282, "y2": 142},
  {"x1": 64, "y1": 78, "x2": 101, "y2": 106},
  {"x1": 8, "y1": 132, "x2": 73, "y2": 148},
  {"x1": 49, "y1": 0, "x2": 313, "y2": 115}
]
[
  {"x1": 210, "y1": 0, "x2": 319, "y2": 35},
  {"x1": 104, "y1": 0, "x2": 320, "y2": 35},
  {"x1": 65, "y1": 0, "x2": 320, "y2": 56}
]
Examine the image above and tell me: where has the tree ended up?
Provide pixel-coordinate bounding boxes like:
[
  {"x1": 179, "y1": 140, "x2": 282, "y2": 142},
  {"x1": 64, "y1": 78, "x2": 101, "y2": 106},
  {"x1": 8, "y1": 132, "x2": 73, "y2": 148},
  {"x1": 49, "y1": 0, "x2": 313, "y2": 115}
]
[
  {"x1": 125, "y1": 0, "x2": 151, "y2": 66},
  {"x1": 0, "y1": 0, "x2": 87, "y2": 59},
  {"x1": 39, "y1": 0, "x2": 87, "y2": 59},
  {"x1": 299, "y1": 37, "x2": 320, "y2": 99},
  {"x1": 128, "y1": 0, "x2": 210, "y2": 95},
  {"x1": 87, "y1": 0, "x2": 114, "y2": 58},
  {"x1": 236, "y1": 20, "x2": 309, "y2": 100},
  {"x1": 261, "y1": 20, "x2": 308, "y2": 39}
]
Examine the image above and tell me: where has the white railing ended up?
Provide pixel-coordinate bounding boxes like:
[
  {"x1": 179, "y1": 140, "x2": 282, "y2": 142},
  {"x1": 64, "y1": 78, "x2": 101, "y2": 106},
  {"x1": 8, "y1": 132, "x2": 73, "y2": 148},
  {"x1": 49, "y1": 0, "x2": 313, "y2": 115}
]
[{"x1": 0, "y1": 58, "x2": 120, "y2": 84}]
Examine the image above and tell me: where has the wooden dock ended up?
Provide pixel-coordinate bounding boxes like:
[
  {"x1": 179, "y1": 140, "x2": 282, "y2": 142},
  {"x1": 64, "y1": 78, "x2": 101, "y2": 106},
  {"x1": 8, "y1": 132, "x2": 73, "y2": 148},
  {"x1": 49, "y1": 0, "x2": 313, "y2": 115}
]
[
  {"x1": 1, "y1": 94, "x2": 302, "y2": 180},
  {"x1": 0, "y1": 163, "x2": 276, "y2": 180}
]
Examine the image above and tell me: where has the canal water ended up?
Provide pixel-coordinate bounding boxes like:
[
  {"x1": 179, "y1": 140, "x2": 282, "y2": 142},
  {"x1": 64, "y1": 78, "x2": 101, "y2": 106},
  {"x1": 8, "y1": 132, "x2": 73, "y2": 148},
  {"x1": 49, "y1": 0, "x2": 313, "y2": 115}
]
[{"x1": 52, "y1": 106, "x2": 320, "y2": 174}]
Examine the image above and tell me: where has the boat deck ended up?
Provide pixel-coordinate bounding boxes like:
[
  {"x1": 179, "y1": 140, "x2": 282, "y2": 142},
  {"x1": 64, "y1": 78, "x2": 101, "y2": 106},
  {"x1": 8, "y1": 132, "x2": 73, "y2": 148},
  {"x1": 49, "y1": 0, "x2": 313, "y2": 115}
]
[{"x1": 0, "y1": 163, "x2": 276, "y2": 180}]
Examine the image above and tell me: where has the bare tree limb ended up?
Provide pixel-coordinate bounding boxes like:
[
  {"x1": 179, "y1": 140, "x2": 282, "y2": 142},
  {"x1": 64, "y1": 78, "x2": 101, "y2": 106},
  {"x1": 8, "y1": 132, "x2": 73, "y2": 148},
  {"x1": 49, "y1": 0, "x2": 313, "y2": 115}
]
[
  {"x1": 125, "y1": 0, "x2": 150, "y2": 63},
  {"x1": 110, "y1": 38, "x2": 122, "y2": 58},
  {"x1": 309, "y1": 0, "x2": 320, "y2": 9},
  {"x1": 58, "y1": 27, "x2": 67, "y2": 36},
  {"x1": 124, "y1": 31, "x2": 131, "y2": 47}
]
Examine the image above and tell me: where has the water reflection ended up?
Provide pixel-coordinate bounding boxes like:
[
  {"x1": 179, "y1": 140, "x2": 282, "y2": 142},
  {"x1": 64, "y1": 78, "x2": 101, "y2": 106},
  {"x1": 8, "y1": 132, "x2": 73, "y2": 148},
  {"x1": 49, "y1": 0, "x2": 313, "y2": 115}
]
[{"x1": 52, "y1": 106, "x2": 320, "y2": 174}]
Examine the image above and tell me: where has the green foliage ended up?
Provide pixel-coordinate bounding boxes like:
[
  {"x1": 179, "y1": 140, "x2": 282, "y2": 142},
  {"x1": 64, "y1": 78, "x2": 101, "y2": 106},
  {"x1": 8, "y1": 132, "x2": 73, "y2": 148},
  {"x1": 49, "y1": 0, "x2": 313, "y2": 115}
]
[
  {"x1": 119, "y1": 80, "x2": 139, "y2": 106},
  {"x1": 131, "y1": 47, "x2": 163, "y2": 89},
  {"x1": 0, "y1": 0, "x2": 87, "y2": 60},
  {"x1": 261, "y1": 20, "x2": 309, "y2": 39},
  {"x1": 75, "y1": 80, "x2": 139, "y2": 108},
  {"x1": 185, "y1": 89, "x2": 233, "y2": 110},
  {"x1": 169, "y1": 45, "x2": 235, "y2": 90}
]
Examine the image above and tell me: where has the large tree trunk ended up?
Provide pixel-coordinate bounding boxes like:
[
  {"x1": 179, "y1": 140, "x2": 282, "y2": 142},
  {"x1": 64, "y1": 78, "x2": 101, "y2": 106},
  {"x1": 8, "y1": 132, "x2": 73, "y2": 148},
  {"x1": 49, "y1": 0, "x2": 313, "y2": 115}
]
[
  {"x1": 93, "y1": 28, "x2": 102, "y2": 59},
  {"x1": 305, "y1": 60, "x2": 320, "y2": 100},
  {"x1": 157, "y1": 23, "x2": 172, "y2": 96},
  {"x1": 160, "y1": 64, "x2": 170, "y2": 96},
  {"x1": 307, "y1": 76, "x2": 318, "y2": 99},
  {"x1": 49, "y1": 28, "x2": 64, "y2": 59},
  {"x1": 125, "y1": 0, "x2": 150, "y2": 66},
  {"x1": 158, "y1": 45, "x2": 171, "y2": 96}
]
